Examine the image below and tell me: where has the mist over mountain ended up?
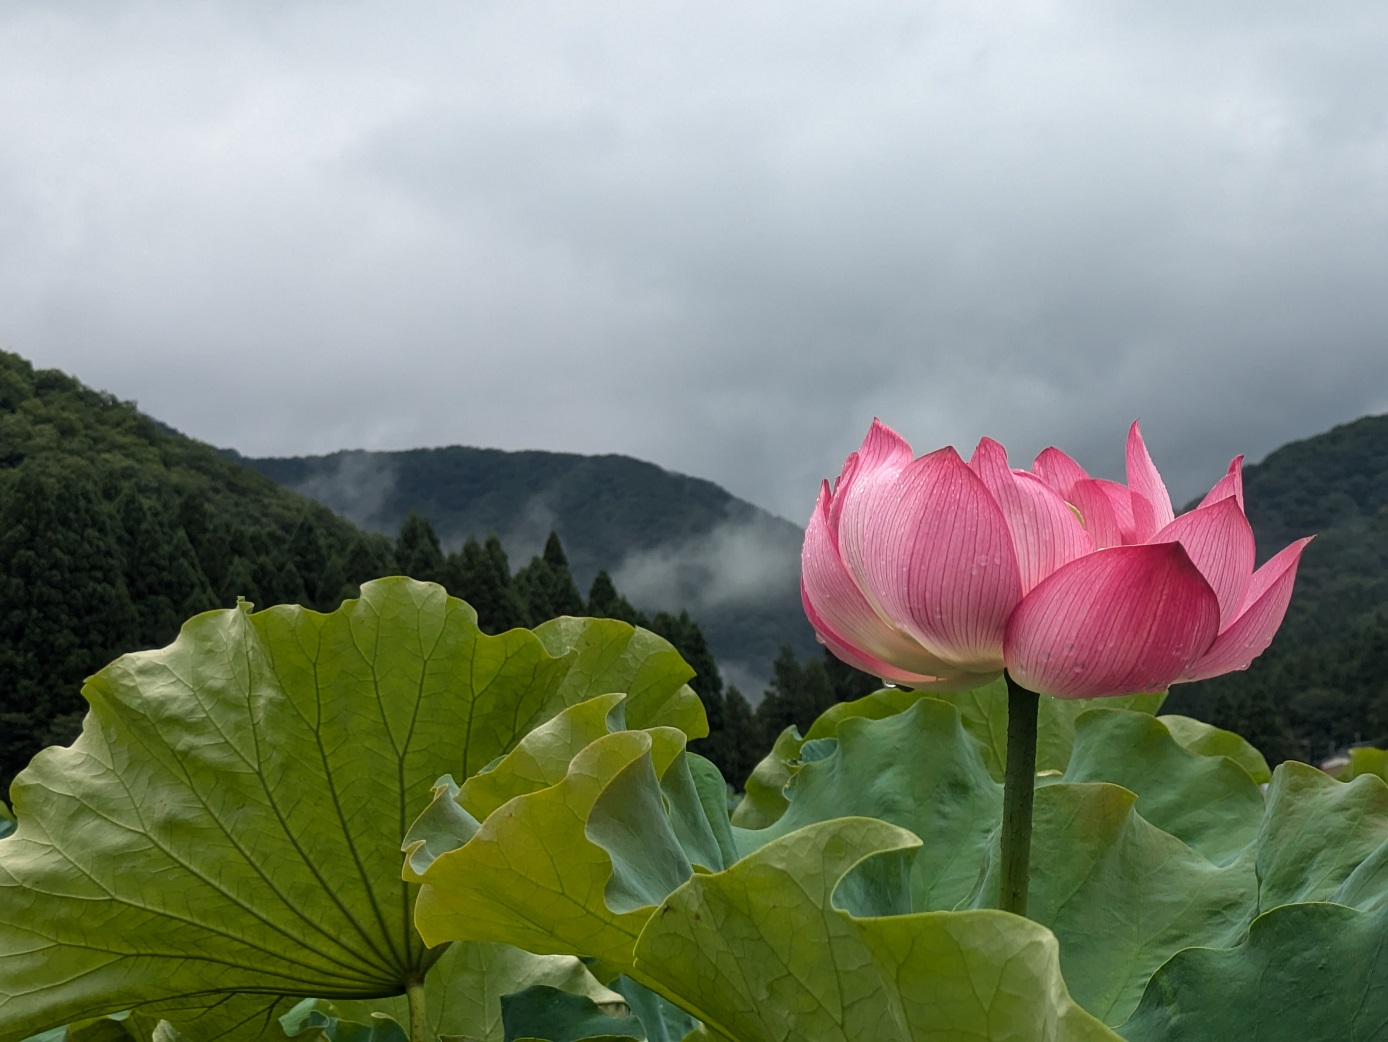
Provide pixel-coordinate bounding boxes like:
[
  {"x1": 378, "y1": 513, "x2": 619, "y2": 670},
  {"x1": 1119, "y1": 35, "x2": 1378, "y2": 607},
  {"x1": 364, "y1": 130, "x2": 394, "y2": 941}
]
[{"x1": 228, "y1": 445, "x2": 818, "y2": 691}]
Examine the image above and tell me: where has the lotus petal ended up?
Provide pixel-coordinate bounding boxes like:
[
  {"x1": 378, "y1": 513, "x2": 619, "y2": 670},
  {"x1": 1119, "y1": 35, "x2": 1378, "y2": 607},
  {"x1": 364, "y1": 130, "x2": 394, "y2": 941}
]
[
  {"x1": 1149, "y1": 496, "x2": 1256, "y2": 629},
  {"x1": 1178, "y1": 537, "x2": 1313, "y2": 683},
  {"x1": 1198, "y1": 456, "x2": 1246, "y2": 514},
  {"x1": 1069, "y1": 479, "x2": 1132, "y2": 549},
  {"x1": 801, "y1": 483, "x2": 964, "y2": 682},
  {"x1": 828, "y1": 418, "x2": 914, "y2": 534},
  {"x1": 1126, "y1": 421, "x2": 1175, "y2": 541},
  {"x1": 842, "y1": 446, "x2": 1021, "y2": 673},
  {"x1": 1033, "y1": 446, "x2": 1090, "y2": 500},
  {"x1": 803, "y1": 601, "x2": 996, "y2": 688},
  {"x1": 969, "y1": 437, "x2": 1093, "y2": 594},
  {"x1": 1004, "y1": 543, "x2": 1221, "y2": 698}
]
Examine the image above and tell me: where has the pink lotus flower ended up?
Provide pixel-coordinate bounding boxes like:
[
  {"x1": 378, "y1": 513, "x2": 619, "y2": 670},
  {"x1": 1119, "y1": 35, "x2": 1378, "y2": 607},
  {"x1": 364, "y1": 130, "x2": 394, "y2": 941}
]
[{"x1": 802, "y1": 419, "x2": 1312, "y2": 698}]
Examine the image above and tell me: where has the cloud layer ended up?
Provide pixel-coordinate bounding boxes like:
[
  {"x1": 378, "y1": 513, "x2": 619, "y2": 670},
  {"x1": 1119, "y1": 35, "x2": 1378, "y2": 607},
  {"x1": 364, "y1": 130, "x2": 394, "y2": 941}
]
[{"x1": 3, "y1": 1, "x2": 1385, "y2": 521}]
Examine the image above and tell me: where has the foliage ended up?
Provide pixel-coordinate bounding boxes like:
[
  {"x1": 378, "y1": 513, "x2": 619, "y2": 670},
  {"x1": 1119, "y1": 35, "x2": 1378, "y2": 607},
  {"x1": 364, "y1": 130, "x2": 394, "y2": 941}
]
[
  {"x1": 411, "y1": 678, "x2": 1388, "y2": 1040},
  {"x1": 0, "y1": 580, "x2": 704, "y2": 1041},
  {"x1": 5, "y1": 584, "x2": 1388, "y2": 1040}
]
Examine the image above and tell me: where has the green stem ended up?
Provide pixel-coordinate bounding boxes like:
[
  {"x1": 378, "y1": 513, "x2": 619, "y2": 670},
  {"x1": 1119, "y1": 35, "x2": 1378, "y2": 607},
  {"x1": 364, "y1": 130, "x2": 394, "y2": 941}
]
[
  {"x1": 406, "y1": 976, "x2": 430, "y2": 1042},
  {"x1": 1000, "y1": 672, "x2": 1040, "y2": 918}
]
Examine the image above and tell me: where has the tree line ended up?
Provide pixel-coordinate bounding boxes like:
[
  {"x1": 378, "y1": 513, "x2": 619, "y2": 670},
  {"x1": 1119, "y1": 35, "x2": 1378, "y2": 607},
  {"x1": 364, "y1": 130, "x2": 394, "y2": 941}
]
[{"x1": 0, "y1": 448, "x2": 875, "y2": 789}]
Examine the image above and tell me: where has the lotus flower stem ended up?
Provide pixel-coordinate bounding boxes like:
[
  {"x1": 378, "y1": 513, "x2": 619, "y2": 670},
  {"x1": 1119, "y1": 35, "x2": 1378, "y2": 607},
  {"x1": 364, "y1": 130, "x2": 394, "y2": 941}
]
[
  {"x1": 407, "y1": 976, "x2": 429, "y2": 1042},
  {"x1": 1000, "y1": 672, "x2": 1039, "y2": 917}
]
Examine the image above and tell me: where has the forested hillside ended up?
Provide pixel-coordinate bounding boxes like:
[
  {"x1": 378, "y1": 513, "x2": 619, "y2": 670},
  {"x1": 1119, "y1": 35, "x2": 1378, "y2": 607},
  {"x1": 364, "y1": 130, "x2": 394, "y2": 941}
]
[
  {"x1": 232, "y1": 445, "x2": 819, "y2": 687},
  {"x1": 0, "y1": 352, "x2": 777, "y2": 789}
]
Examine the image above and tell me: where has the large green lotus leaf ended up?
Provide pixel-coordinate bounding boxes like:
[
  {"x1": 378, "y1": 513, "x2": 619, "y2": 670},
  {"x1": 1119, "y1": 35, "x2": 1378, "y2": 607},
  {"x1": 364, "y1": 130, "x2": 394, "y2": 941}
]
[
  {"x1": 730, "y1": 687, "x2": 948, "y2": 830},
  {"x1": 0, "y1": 579, "x2": 703, "y2": 1041},
  {"x1": 1253, "y1": 760, "x2": 1388, "y2": 909},
  {"x1": 734, "y1": 698, "x2": 1001, "y2": 910},
  {"x1": 1153, "y1": 714, "x2": 1271, "y2": 784},
  {"x1": 1060, "y1": 708, "x2": 1265, "y2": 865},
  {"x1": 530, "y1": 618, "x2": 705, "y2": 738},
  {"x1": 302, "y1": 942, "x2": 629, "y2": 1042},
  {"x1": 1119, "y1": 901, "x2": 1388, "y2": 1041},
  {"x1": 727, "y1": 700, "x2": 1379, "y2": 1027},
  {"x1": 631, "y1": 817, "x2": 1120, "y2": 1042},
  {"x1": 460, "y1": 693, "x2": 631, "y2": 822},
  {"x1": 969, "y1": 782, "x2": 1256, "y2": 1026},
  {"x1": 970, "y1": 757, "x2": 1388, "y2": 1026},
  {"x1": 730, "y1": 683, "x2": 1166, "y2": 831},
  {"x1": 1339, "y1": 745, "x2": 1388, "y2": 783},
  {"x1": 499, "y1": 985, "x2": 643, "y2": 1042},
  {"x1": 413, "y1": 727, "x2": 710, "y2": 971}
]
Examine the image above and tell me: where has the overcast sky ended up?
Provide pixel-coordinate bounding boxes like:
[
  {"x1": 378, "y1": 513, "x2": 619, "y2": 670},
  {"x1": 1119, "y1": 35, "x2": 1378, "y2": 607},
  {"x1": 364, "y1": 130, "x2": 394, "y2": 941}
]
[{"x1": 3, "y1": 1, "x2": 1386, "y2": 523}]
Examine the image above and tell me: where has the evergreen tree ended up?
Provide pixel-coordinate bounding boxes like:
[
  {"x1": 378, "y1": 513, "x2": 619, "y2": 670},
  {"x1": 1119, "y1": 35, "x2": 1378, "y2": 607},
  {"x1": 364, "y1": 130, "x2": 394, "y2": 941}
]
[
  {"x1": 514, "y1": 534, "x2": 585, "y2": 625},
  {"x1": 451, "y1": 535, "x2": 528, "y2": 633},
  {"x1": 513, "y1": 558, "x2": 558, "y2": 625},
  {"x1": 541, "y1": 533, "x2": 586, "y2": 616},
  {"x1": 821, "y1": 648, "x2": 881, "y2": 703},
  {"x1": 587, "y1": 570, "x2": 640, "y2": 623},
  {"x1": 0, "y1": 464, "x2": 139, "y2": 785},
  {"x1": 648, "y1": 611, "x2": 724, "y2": 702},
  {"x1": 395, "y1": 512, "x2": 447, "y2": 585},
  {"x1": 288, "y1": 513, "x2": 331, "y2": 606},
  {"x1": 177, "y1": 492, "x2": 233, "y2": 596},
  {"x1": 116, "y1": 491, "x2": 217, "y2": 646},
  {"x1": 316, "y1": 554, "x2": 348, "y2": 612},
  {"x1": 270, "y1": 558, "x2": 308, "y2": 607},
  {"x1": 755, "y1": 645, "x2": 836, "y2": 738},
  {"x1": 339, "y1": 533, "x2": 397, "y2": 600},
  {"x1": 721, "y1": 686, "x2": 764, "y2": 788},
  {"x1": 221, "y1": 555, "x2": 261, "y2": 608}
]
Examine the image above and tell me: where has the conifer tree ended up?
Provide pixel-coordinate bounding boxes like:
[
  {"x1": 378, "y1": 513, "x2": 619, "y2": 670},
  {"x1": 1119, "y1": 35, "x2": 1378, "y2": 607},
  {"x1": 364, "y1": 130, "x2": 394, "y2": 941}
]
[
  {"x1": 177, "y1": 492, "x2": 233, "y2": 596},
  {"x1": 586, "y1": 570, "x2": 640, "y2": 624},
  {"x1": 755, "y1": 645, "x2": 836, "y2": 738},
  {"x1": 221, "y1": 555, "x2": 262, "y2": 608},
  {"x1": 116, "y1": 492, "x2": 217, "y2": 646},
  {"x1": 451, "y1": 535, "x2": 528, "y2": 633},
  {"x1": 0, "y1": 464, "x2": 139, "y2": 784},
  {"x1": 339, "y1": 533, "x2": 397, "y2": 600},
  {"x1": 270, "y1": 559, "x2": 308, "y2": 607},
  {"x1": 288, "y1": 513, "x2": 331, "y2": 605},
  {"x1": 514, "y1": 532, "x2": 585, "y2": 624},
  {"x1": 721, "y1": 686, "x2": 764, "y2": 788},
  {"x1": 395, "y1": 512, "x2": 446, "y2": 585},
  {"x1": 541, "y1": 532, "x2": 585, "y2": 616}
]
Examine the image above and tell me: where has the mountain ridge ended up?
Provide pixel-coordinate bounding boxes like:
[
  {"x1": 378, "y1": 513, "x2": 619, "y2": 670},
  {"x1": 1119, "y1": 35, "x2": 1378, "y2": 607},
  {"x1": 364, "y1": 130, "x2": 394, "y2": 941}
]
[{"x1": 229, "y1": 443, "x2": 819, "y2": 691}]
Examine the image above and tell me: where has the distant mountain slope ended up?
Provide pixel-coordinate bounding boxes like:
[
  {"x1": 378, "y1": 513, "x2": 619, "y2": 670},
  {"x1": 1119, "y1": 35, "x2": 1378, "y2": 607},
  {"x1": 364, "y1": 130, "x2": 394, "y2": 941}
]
[
  {"x1": 0, "y1": 350, "x2": 390, "y2": 785},
  {"x1": 231, "y1": 446, "x2": 819, "y2": 689}
]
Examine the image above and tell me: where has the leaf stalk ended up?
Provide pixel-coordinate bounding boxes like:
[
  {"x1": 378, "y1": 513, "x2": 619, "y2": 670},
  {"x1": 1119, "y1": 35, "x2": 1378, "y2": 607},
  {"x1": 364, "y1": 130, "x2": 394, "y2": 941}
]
[
  {"x1": 1000, "y1": 673, "x2": 1039, "y2": 917},
  {"x1": 406, "y1": 976, "x2": 430, "y2": 1042}
]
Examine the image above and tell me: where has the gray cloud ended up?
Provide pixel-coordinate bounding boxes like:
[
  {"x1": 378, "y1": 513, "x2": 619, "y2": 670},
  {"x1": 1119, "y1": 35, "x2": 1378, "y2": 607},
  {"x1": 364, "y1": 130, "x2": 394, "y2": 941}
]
[
  {"x1": 1, "y1": 1, "x2": 1385, "y2": 525},
  {"x1": 291, "y1": 452, "x2": 399, "y2": 529},
  {"x1": 612, "y1": 517, "x2": 800, "y2": 616}
]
